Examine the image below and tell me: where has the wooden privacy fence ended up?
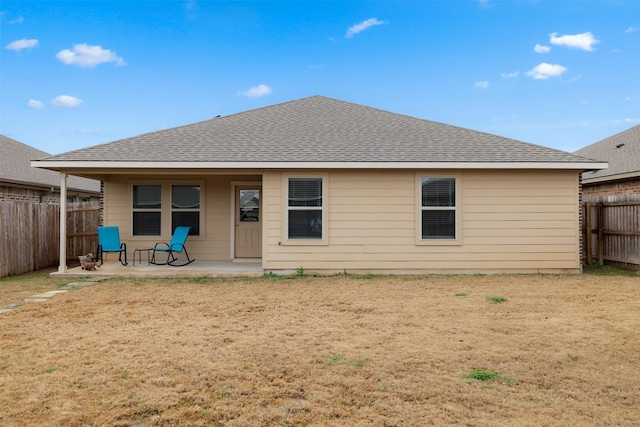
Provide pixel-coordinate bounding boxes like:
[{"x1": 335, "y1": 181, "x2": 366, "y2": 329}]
[
  {"x1": 0, "y1": 201, "x2": 100, "y2": 278},
  {"x1": 66, "y1": 204, "x2": 101, "y2": 262},
  {"x1": 583, "y1": 197, "x2": 640, "y2": 270}
]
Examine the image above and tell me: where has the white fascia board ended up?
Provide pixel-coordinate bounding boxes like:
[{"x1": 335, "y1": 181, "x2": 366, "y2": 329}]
[{"x1": 32, "y1": 160, "x2": 608, "y2": 170}]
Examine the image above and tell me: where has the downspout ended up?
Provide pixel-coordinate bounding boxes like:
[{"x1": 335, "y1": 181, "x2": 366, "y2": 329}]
[{"x1": 59, "y1": 173, "x2": 67, "y2": 273}]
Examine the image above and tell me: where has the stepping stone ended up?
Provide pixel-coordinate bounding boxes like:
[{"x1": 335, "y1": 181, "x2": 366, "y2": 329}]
[
  {"x1": 23, "y1": 298, "x2": 49, "y2": 303},
  {"x1": 0, "y1": 308, "x2": 12, "y2": 314},
  {"x1": 30, "y1": 293, "x2": 55, "y2": 299}
]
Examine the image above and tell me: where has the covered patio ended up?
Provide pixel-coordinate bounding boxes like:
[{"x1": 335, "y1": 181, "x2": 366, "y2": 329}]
[{"x1": 51, "y1": 259, "x2": 264, "y2": 279}]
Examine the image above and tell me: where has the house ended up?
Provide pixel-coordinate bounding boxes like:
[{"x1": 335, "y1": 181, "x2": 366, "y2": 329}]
[
  {"x1": 1, "y1": 134, "x2": 100, "y2": 203},
  {"x1": 574, "y1": 125, "x2": 639, "y2": 270},
  {"x1": 31, "y1": 96, "x2": 606, "y2": 274},
  {"x1": 574, "y1": 125, "x2": 640, "y2": 199}
]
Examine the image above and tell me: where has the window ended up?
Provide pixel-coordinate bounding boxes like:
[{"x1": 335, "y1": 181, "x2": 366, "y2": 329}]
[
  {"x1": 287, "y1": 177, "x2": 323, "y2": 240},
  {"x1": 171, "y1": 185, "x2": 200, "y2": 235},
  {"x1": 239, "y1": 189, "x2": 260, "y2": 222},
  {"x1": 421, "y1": 177, "x2": 456, "y2": 240},
  {"x1": 132, "y1": 185, "x2": 162, "y2": 236}
]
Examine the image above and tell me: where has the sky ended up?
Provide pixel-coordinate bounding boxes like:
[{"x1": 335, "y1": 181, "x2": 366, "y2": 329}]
[{"x1": 1, "y1": 0, "x2": 639, "y2": 156}]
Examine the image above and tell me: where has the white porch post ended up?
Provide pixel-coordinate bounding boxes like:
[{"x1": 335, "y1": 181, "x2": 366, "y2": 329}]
[{"x1": 59, "y1": 173, "x2": 68, "y2": 273}]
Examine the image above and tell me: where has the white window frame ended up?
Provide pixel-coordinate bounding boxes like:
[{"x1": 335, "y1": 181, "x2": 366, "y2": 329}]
[
  {"x1": 282, "y1": 173, "x2": 329, "y2": 245},
  {"x1": 415, "y1": 173, "x2": 461, "y2": 246}
]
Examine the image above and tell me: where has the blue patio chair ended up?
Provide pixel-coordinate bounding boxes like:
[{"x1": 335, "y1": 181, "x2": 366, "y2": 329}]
[
  {"x1": 97, "y1": 226, "x2": 128, "y2": 266},
  {"x1": 150, "y1": 226, "x2": 195, "y2": 267}
]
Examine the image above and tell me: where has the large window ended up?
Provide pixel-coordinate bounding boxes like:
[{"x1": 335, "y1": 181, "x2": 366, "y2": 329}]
[
  {"x1": 132, "y1": 185, "x2": 162, "y2": 236},
  {"x1": 421, "y1": 177, "x2": 456, "y2": 240},
  {"x1": 288, "y1": 177, "x2": 323, "y2": 240},
  {"x1": 171, "y1": 185, "x2": 200, "y2": 235}
]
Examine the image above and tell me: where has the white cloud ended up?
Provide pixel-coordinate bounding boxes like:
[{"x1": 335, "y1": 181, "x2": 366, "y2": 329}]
[
  {"x1": 614, "y1": 118, "x2": 640, "y2": 124},
  {"x1": 526, "y1": 63, "x2": 567, "y2": 80},
  {"x1": 478, "y1": 0, "x2": 494, "y2": 9},
  {"x1": 184, "y1": 0, "x2": 199, "y2": 18},
  {"x1": 27, "y1": 99, "x2": 44, "y2": 109},
  {"x1": 549, "y1": 32, "x2": 599, "y2": 51},
  {"x1": 475, "y1": 81, "x2": 489, "y2": 89},
  {"x1": 242, "y1": 84, "x2": 272, "y2": 98},
  {"x1": 625, "y1": 26, "x2": 638, "y2": 34},
  {"x1": 501, "y1": 71, "x2": 519, "y2": 78},
  {"x1": 10, "y1": 16, "x2": 24, "y2": 25},
  {"x1": 52, "y1": 95, "x2": 82, "y2": 107},
  {"x1": 5, "y1": 38, "x2": 39, "y2": 51},
  {"x1": 534, "y1": 44, "x2": 551, "y2": 53},
  {"x1": 56, "y1": 44, "x2": 125, "y2": 67},
  {"x1": 345, "y1": 18, "x2": 385, "y2": 38}
]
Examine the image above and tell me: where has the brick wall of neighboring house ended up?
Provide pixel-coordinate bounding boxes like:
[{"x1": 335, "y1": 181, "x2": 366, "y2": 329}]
[
  {"x1": 582, "y1": 178, "x2": 640, "y2": 198},
  {"x1": 0, "y1": 185, "x2": 100, "y2": 204},
  {"x1": 0, "y1": 185, "x2": 59, "y2": 203}
]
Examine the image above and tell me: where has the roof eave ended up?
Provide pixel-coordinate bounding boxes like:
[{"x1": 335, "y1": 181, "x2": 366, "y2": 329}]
[
  {"x1": 582, "y1": 170, "x2": 640, "y2": 185},
  {"x1": 31, "y1": 160, "x2": 609, "y2": 171}
]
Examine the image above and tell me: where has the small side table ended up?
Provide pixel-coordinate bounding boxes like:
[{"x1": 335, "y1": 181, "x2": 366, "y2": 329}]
[{"x1": 133, "y1": 248, "x2": 153, "y2": 266}]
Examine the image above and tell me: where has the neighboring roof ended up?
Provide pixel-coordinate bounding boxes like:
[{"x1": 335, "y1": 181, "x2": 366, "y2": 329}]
[
  {"x1": 574, "y1": 125, "x2": 640, "y2": 184},
  {"x1": 33, "y1": 96, "x2": 604, "y2": 171},
  {"x1": 0, "y1": 134, "x2": 100, "y2": 193}
]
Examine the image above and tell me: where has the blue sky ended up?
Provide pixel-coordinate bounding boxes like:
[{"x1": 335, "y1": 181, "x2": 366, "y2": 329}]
[{"x1": 1, "y1": 0, "x2": 639, "y2": 155}]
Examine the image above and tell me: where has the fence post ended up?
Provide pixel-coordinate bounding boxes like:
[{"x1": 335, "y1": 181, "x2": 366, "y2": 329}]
[
  {"x1": 584, "y1": 202, "x2": 592, "y2": 265},
  {"x1": 597, "y1": 202, "x2": 604, "y2": 265}
]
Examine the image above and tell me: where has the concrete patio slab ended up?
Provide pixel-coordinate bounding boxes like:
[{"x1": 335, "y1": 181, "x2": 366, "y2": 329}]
[{"x1": 51, "y1": 260, "x2": 264, "y2": 279}]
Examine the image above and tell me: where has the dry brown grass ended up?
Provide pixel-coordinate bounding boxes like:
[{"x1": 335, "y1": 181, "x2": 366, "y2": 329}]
[{"x1": 1, "y1": 271, "x2": 639, "y2": 426}]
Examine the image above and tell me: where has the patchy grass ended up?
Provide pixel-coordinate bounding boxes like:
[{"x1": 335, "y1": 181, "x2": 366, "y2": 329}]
[
  {"x1": 486, "y1": 295, "x2": 507, "y2": 303},
  {"x1": 1, "y1": 273, "x2": 639, "y2": 426},
  {"x1": 0, "y1": 268, "x2": 60, "y2": 306},
  {"x1": 463, "y1": 369, "x2": 518, "y2": 386},
  {"x1": 583, "y1": 264, "x2": 639, "y2": 277}
]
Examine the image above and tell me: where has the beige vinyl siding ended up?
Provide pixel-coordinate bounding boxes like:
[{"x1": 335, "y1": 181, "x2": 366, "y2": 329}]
[
  {"x1": 103, "y1": 174, "x2": 259, "y2": 262},
  {"x1": 264, "y1": 169, "x2": 581, "y2": 274}
]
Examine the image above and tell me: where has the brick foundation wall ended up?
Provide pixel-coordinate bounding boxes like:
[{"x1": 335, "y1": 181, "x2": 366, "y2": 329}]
[{"x1": 582, "y1": 178, "x2": 640, "y2": 198}]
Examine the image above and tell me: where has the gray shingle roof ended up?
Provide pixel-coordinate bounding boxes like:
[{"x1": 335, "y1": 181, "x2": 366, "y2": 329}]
[
  {"x1": 41, "y1": 95, "x2": 596, "y2": 164},
  {"x1": 574, "y1": 125, "x2": 640, "y2": 182},
  {"x1": 0, "y1": 134, "x2": 100, "y2": 192}
]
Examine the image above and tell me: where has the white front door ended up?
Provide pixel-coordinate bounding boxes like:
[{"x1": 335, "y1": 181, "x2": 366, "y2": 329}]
[{"x1": 235, "y1": 186, "x2": 262, "y2": 258}]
